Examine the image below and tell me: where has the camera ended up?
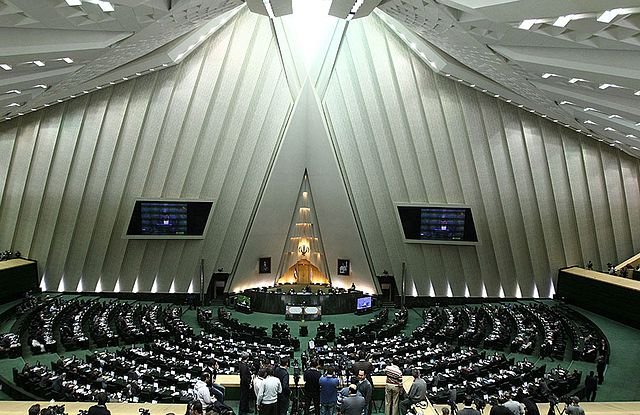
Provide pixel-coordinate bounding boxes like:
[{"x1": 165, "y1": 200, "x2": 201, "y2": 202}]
[
  {"x1": 46, "y1": 404, "x2": 67, "y2": 415},
  {"x1": 293, "y1": 359, "x2": 301, "y2": 385}
]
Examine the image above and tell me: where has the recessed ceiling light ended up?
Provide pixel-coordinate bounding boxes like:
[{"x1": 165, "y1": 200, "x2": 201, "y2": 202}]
[
  {"x1": 6, "y1": 89, "x2": 21, "y2": 94},
  {"x1": 33, "y1": 60, "x2": 45, "y2": 67},
  {"x1": 559, "y1": 101, "x2": 574, "y2": 105},
  {"x1": 597, "y1": 8, "x2": 629, "y2": 24},
  {"x1": 96, "y1": 1, "x2": 115, "y2": 12},
  {"x1": 626, "y1": 134, "x2": 637, "y2": 138},
  {"x1": 553, "y1": 15, "x2": 575, "y2": 27},
  {"x1": 0, "y1": 64, "x2": 11, "y2": 71},
  {"x1": 62, "y1": 57, "x2": 74, "y2": 64},
  {"x1": 568, "y1": 78, "x2": 587, "y2": 84},
  {"x1": 519, "y1": 19, "x2": 545, "y2": 30},
  {"x1": 34, "y1": 84, "x2": 47, "y2": 89},
  {"x1": 604, "y1": 127, "x2": 616, "y2": 131},
  {"x1": 65, "y1": 0, "x2": 82, "y2": 5},
  {"x1": 583, "y1": 107, "x2": 597, "y2": 112},
  {"x1": 599, "y1": 83, "x2": 623, "y2": 90},
  {"x1": 583, "y1": 120, "x2": 597, "y2": 125},
  {"x1": 608, "y1": 114, "x2": 622, "y2": 119},
  {"x1": 541, "y1": 73, "x2": 560, "y2": 79},
  {"x1": 6, "y1": 102, "x2": 21, "y2": 107},
  {"x1": 634, "y1": 91, "x2": 640, "y2": 96}
]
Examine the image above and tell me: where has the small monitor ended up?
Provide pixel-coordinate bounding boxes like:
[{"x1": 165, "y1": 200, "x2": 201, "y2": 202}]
[{"x1": 356, "y1": 296, "x2": 372, "y2": 310}]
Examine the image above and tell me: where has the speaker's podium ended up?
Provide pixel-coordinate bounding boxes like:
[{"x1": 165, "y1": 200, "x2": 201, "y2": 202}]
[{"x1": 285, "y1": 305, "x2": 322, "y2": 321}]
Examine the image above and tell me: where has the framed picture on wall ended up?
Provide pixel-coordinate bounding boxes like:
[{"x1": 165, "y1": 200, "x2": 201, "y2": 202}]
[
  {"x1": 337, "y1": 259, "x2": 350, "y2": 276},
  {"x1": 259, "y1": 257, "x2": 271, "y2": 274}
]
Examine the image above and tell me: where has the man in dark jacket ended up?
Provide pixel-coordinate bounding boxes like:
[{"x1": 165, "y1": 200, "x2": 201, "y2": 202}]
[
  {"x1": 304, "y1": 359, "x2": 322, "y2": 415},
  {"x1": 274, "y1": 357, "x2": 291, "y2": 415},
  {"x1": 584, "y1": 371, "x2": 598, "y2": 402},
  {"x1": 239, "y1": 352, "x2": 253, "y2": 415}
]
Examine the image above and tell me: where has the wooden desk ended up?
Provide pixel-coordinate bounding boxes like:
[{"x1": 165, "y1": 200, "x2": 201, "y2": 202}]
[{"x1": 557, "y1": 267, "x2": 640, "y2": 328}]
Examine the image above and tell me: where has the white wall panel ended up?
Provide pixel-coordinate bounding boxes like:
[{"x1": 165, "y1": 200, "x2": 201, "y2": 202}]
[
  {"x1": 0, "y1": 9, "x2": 292, "y2": 293},
  {"x1": 322, "y1": 15, "x2": 640, "y2": 297}
]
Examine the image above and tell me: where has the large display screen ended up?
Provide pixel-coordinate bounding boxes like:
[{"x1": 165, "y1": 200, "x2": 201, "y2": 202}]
[
  {"x1": 397, "y1": 205, "x2": 477, "y2": 244},
  {"x1": 126, "y1": 200, "x2": 213, "y2": 239},
  {"x1": 356, "y1": 296, "x2": 372, "y2": 310}
]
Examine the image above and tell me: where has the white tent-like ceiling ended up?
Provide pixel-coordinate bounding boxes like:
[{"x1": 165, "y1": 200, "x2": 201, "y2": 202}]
[{"x1": 1, "y1": 0, "x2": 639, "y2": 156}]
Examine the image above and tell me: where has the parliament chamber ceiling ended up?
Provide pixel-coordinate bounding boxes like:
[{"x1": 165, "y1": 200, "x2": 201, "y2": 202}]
[{"x1": 0, "y1": 0, "x2": 639, "y2": 297}]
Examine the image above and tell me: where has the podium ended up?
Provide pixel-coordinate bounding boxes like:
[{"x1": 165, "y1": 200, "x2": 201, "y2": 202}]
[{"x1": 285, "y1": 305, "x2": 322, "y2": 321}]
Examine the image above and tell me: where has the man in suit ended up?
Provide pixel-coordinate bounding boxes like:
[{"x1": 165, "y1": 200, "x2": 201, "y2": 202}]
[
  {"x1": 584, "y1": 371, "x2": 598, "y2": 402},
  {"x1": 304, "y1": 360, "x2": 322, "y2": 415},
  {"x1": 239, "y1": 352, "x2": 253, "y2": 415},
  {"x1": 341, "y1": 385, "x2": 367, "y2": 415},
  {"x1": 399, "y1": 370, "x2": 427, "y2": 415},
  {"x1": 458, "y1": 396, "x2": 480, "y2": 415},
  {"x1": 356, "y1": 370, "x2": 373, "y2": 415},
  {"x1": 274, "y1": 357, "x2": 291, "y2": 415}
]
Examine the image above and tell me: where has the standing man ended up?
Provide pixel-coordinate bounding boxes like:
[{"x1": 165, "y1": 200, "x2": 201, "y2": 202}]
[
  {"x1": 384, "y1": 359, "x2": 403, "y2": 415},
  {"x1": 584, "y1": 371, "x2": 598, "y2": 402},
  {"x1": 274, "y1": 357, "x2": 292, "y2": 415},
  {"x1": 239, "y1": 352, "x2": 254, "y2": 415},
  {"x1": 87, "y1": 392, "x2": 111, "y2": 415},
  {"x1": 458, "y1": 396, "x2": 480, "y2": 415},
  {"x1": 399, "y1": 370, "x2": 427, "y2": 415},
  {"x1": 596, "y1": 355, "x2": 606, "y2": 384},
  {"x1": 564, "y1": 397, "x2": 585, "y2": 415},
  {"x1": 352, "y1": 351, "x2": 374, "y2": 380},
  {"x1": 356, "y1": 370, "x2": 373, "y2": 415},
  {"x1": 503, "y1": 393, "x2": 523, "y2": 415},
  {"x1": 319, "y1": 367, "x2": 340, "y2": 415},
  {"x1": 304, "y1": 360, "x2": 322, "y2": 415},
  {"x1": 341, "y1": 385, "x2": 367, "y2": 415},
  {"x1": 258, "y1": 367, "x2": 283, "y2": 415}
]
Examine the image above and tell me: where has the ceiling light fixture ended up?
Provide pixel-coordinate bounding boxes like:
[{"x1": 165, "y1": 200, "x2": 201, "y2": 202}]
[
  {"x1": 599, "y1": 83, "x2": 623, "y2": 90},
  {"x1": 559, "y1": 101, "x2": 574, "y2": 105},
  {"x1": 608, "y1": 114, "x2": 622, "y2": 119},
  {"x1": 604, "y1": 127, "x2": 616, "y2": 131},
  {"x1": 32, "y1": 60, "x2": 45, "y2": 67},
  {"x1": 6, "y1": 103, "x2": 21, "y2": 107},
  {"x1": 634, "y1": 91, "x2": 640, "y2": 96},
  {"x1": 96, "y1": 1, "x2": 114, "y2": 12},
  {"x1": 583, "y1": 120, "x2": 597, "y2": 125},
  {"x1": 61, "y1": 57, "x2": 74, "y2": 64},
  {"x1": 597, "y1": 8, "x2": 630, "y2": 23},
  {"x1": 34, "y1": 84, "x2": 47, "y2": 89},
  {"x1": 627, "y1": 134, "x2": 638, "y2": 138},
  {"x1": 568, "y1": 78, "x2": 587, "y2": 84},
  {"x1": 519, "y1": 19, "x2": 545, "y2": 30},
  {"x1": 541, "y1": 73, "x2": 560, "y2": 79},
  {"x1": 553, "y1": 14, "x2": 576, "y2": 27},
  {"x1": 0, "y1": 64, "x2": 12, "y2": 71},
  {"x1": 5, "y1": 89, "x2": 21, "y2": 94},
  {"x1": 65, "y1": 0, "x2": 82, "y2": 5}
]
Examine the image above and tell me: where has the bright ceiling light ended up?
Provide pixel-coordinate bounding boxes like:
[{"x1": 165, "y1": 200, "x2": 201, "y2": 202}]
[
  {"x1": 96, "y1": 1, "x2": 114, "y2": 12},
  {"x1": 608, "y1": 114, "x2": 622, "y2": 119},
  {"x1": 519, "y1": 19, "x2": 545, "y2": 30},
  {"x1": 6, "y1": 103, "x2": 21, "y2": 107},
  {"x1": 627, "y1": 134, "x2": 637, "y2": 138},
  {"x1": 634, "y1": 91, "x2": 640, "y2": 96},
  {"x1": 6, "y1": 89, "x2": 21, "y2": 94},
  {"x1": 604, "y1": 127, "x2": 617, "y2": 131},
  {"x1": 583, "y1": 120, "x2": 597, "y2": 125},
  {"x1": 65, "y1": 0, "x2": 82, "y2": 5},
  {"x1": 62, "y1": 57, "x2": 74, "y2": 64},
  {"x1": 583, "y1": 107, "x2": 597, "y2": 112},
  {"x1": 597, "y1": 8, "x2": 629, "y2": 23},
  {"x1": 541, "y1": 73, "x2": 559, "y2": 79},
  {"x1": 553, "y1": 14, "x2": 575, "y2": 27},
  {"x1": 33, "y1": 60, "x2": 45, "y2": 67},
  {"x1": 34, "y1": 84, "x2": 48, "y2": 89},
  {"x1": 559, "y1": 101, "x2": 574, "y2": 105},
  {"x1": 599, "y1": 83, "x2": 623, "y2": 89},
  {"x1": 0, "y1": 64, "x2": 11, "y2": 71},
  {"x1": 568, "y1": 78, "x2": 587, "y2": 84}
]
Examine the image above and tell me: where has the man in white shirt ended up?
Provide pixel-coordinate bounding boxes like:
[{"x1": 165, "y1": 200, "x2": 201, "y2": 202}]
[{"x1": 258, "y1": 368, "x2": 282, "y2": 415}]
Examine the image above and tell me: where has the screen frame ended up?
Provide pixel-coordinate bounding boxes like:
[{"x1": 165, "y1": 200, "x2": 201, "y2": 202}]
[
  {"x1": 123, "y1": 198, "x2": 214, "y2": 240},
  {"x1": 394, "y1": 203, "x2": 479, "y2": 246}
]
